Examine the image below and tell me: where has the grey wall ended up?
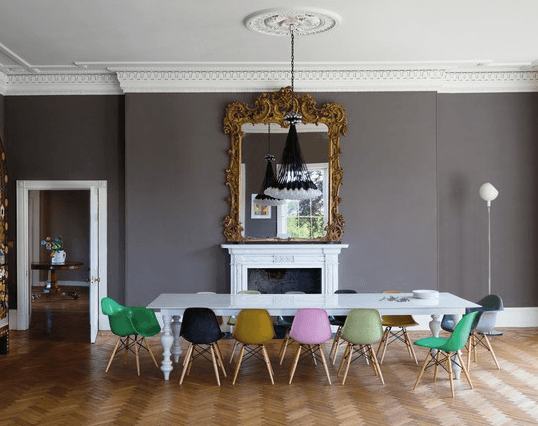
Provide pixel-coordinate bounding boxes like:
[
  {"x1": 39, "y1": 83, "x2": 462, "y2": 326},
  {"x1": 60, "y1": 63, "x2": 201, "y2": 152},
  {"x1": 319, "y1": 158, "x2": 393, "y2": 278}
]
[
  {"x1": 5, "y1": 95, "x2": 125, "y2": 305},
  {"x1": 438, "y1": 93, "x2": 538, "y2": 306},
  {"x1": 3, "y1": 90, "x2": 538, "y2": 308}
]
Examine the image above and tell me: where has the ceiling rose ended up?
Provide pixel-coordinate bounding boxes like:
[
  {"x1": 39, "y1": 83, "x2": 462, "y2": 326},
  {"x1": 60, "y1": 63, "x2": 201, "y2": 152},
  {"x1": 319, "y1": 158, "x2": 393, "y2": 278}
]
[{"x1": 244, "y1": 8, "x2": 341, "y2": 36}]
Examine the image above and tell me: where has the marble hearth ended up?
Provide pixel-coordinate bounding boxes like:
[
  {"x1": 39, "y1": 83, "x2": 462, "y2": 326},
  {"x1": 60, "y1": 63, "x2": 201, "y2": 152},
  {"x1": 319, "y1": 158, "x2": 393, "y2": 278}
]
[{"x1": 221, "y1": 244, "x2": 348, "y2": 295}]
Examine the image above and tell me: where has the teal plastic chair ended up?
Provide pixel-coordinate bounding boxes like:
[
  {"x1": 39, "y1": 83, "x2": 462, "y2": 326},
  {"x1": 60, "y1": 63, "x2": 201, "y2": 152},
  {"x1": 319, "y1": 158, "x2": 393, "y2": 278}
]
[
  {"x1": 336, "y1": 309, "x2": 385, "y2": 385},
  {"x1": 101, "y1": 297, "x2": 161, "y2": 376},
  {"x1": 413, "y1": 311, "x2": 480, "y2": 397}
]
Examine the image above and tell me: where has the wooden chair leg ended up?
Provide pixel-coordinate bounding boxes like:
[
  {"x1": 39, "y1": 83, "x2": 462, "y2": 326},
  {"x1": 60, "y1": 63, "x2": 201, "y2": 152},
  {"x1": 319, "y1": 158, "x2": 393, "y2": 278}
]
[
  {"x1": 214, "y1": 342, "x2": 227, "y2": 377},
  {"x1": 456, "y1": 350, "x2": 474, "y2": 390},
  {"x1": 413, "y1": 351, "x2": 431, "y2": 390},
  {"x1": 447, "y1": 352, "x2": 455, "y2": 398},
  {"x1": 404, "y1": 330, "x2": 418, "y2": 364},
  {"x1": 341, "y1": 344, "x2": 354, "y2": 385},
  {"x1": 318, "y1": 344, "x2": 332, "y2": 385},
  {"x1": 329, "y1": 327, "x2": 342, "y2": 365},
  {"x1": 124, "y1": 336, "x2": 130, "y2": 364},
  {"x1": 143, "y1": 338, "x2": 159, "y2": 368},
  {"x1": 232, "y1": 344, "x2": 245, "y2": 385},
  {"x1": 288, "y1": 345, "x2": 303, "y2": 384},
  {"x1": 279, "y1": 333, "x2": 292, "y2": 365},
  {"x1": 179, "y1": 344, "x2": 194, "y2": 385},
  {"x1": 209, "y1": 344, "x2": 221, "y2": 386},
  {"x1": 261, "y1": 345, "x2": 275, "y2": 385},
  {"x1": 433, "y1": 350, "x2": 440, "y2": 382},
  {"x1": 376, "y1": 327, "x2": 389, "y2": 357},
  {"x1": 337, "y1": 343, "x2": 350, "y2": 377},
  {"x1": 482, "y1": 334, "x2": 501, "y2": 369},
  {"x1": 229, "y1": 340, "x2": 239, "y2": 364},
  {"x1": 134, "y1": 335, "x2": 141, "y2": 376},
  {"x1": 369, "y1": 345, "x2": 385, "y2": 385},
  {"x1": 105, "y1": 337, "x2": 123, "y2": 372},
  {"x1": 379, "y1": 327, "x2": 391, "y2": 364}
]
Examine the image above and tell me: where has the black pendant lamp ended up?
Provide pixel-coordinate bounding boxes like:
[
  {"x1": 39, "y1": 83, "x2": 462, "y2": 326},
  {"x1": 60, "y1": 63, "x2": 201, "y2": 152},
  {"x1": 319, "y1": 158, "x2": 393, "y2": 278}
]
[
  {"x1": 264, "y1": 26, "x2": 321, "y2": 201},
  {"x1": 255, "y1": 123, "x2": 285, "y2": 206}
]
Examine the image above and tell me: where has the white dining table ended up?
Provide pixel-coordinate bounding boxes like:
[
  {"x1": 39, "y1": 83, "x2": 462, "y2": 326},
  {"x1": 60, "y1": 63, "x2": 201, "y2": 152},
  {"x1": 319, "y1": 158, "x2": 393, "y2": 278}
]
[{"x1": 147, "y1": 292, "x2": 479, "y2": 380}]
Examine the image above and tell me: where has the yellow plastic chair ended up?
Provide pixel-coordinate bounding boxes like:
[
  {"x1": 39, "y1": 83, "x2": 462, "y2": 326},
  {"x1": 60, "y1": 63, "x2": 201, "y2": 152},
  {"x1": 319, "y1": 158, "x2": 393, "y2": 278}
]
[
  {"x1": 376, "y1": 291, "x2": 418, "y2": 364},
  {"x1": 231, "y1": 309, "x2": 275, "y2": 385},
  {"x1": 228, "y1": 290, "x2": 261, "y2": 363}
]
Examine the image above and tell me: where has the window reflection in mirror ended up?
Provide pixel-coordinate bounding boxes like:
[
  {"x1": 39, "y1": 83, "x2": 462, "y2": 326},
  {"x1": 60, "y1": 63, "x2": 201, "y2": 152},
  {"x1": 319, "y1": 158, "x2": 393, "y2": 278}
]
[
  {"x1": 277, "y1": 163, "x2": 328, "y2": 239},
  {"x1": 240, "y1": 126, "x2": 328, "y2": 240}
]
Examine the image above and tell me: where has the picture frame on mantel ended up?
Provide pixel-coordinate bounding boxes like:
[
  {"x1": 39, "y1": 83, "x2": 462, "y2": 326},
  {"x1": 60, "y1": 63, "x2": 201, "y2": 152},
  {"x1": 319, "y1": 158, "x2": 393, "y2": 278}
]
[{"x1": 251, "y1": 194, "x2": 271, "y2": 219}]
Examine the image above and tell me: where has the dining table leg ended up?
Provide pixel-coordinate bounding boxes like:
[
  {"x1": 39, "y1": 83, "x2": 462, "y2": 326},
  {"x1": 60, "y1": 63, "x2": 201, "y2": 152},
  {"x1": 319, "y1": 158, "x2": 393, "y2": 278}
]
[
  {"x1": 160, "y1": 314, "x2": 174, "y2": 380},
  {"x1": 171, "y1": 315, "x2": 182, "y2": 363}
]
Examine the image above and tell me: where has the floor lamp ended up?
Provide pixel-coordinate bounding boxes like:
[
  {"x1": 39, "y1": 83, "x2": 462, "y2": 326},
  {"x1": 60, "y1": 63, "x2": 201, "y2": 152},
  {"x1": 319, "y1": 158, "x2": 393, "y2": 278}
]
[{"x1": 479, "y1": 183, "x2": 498, "y2": 295}]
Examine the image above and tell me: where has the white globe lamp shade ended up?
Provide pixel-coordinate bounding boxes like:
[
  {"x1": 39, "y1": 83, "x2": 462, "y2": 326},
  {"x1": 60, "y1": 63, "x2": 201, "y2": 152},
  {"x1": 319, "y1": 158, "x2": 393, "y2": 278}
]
[{"x1": 479, "y1": 183, "x2": 499, "y2": 206}]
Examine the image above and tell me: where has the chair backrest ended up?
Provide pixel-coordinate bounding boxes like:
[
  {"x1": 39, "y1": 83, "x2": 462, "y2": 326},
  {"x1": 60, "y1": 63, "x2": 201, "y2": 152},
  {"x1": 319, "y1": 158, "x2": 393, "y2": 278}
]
[
  {"x1": 341, "y1": 309, "x2": 383, "y2": 345},
  {"x1": 290, "y1": 308, "x2": 332, "y2": 344},
  {"x1": 440, "y1": 311, "x2": 480, "y2": 352},
  {"x1": 232, "y1": 309, "x2": 275, "y2": 344},
  {"x1": 128, "y1": 307, "x2": 161, "y2": 337},
  {"x1": 472, "y1": 294, "x2": 504, "y2": 312},
  {"x1": 101, "y1": 297, "x2": 126, "y2": 316},
  {"x1": 239, "y1": 290, "x2": 261, "y2": 294},
  {"x1": 101, "y1": 297, "x2": 135, "y2": 336},
  {"x1": 180, "y1": 307, "x2": 223, "y2": 344}
]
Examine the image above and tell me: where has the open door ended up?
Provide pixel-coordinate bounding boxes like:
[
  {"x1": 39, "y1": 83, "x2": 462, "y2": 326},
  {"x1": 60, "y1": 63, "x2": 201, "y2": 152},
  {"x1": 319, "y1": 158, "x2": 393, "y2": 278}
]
[{"x1": 16, "y1": 180, "x2": 107, "y2": 343}]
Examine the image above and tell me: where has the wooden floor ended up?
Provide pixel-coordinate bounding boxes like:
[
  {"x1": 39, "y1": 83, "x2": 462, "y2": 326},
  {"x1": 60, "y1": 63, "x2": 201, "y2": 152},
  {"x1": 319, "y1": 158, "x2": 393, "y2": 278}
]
[{"x1": 2, "y1": 289, "x2": 538, "y2": 425}]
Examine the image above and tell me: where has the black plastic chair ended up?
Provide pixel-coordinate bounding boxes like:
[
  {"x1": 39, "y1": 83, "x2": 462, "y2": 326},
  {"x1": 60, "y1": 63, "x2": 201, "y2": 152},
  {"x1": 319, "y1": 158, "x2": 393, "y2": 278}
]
[
  {"x1": 179, "y1": 307, "x2": 227, "y2": 385},
  {"x1": 328, "y1": 289, "x2": 358, "y2": 364}
]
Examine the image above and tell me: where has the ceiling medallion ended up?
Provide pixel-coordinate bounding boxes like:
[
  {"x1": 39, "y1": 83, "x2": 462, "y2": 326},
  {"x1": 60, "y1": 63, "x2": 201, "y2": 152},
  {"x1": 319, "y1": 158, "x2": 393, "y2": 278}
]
[{"x1": 244, "y1": 8, "x2": 341, "y2": 36}]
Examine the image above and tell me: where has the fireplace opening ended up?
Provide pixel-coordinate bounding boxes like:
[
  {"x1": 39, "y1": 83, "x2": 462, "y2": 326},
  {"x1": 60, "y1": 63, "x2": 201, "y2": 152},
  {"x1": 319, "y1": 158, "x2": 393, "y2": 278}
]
[{"x1": 247, "y1": 268, "x2": 322, "y2": 294}]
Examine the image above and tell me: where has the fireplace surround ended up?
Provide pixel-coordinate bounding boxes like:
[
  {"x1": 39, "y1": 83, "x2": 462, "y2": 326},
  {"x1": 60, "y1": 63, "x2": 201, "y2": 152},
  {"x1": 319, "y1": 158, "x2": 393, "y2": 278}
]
[{"x1": 222, "y1": 244, "x2": 348, "y2": 295}]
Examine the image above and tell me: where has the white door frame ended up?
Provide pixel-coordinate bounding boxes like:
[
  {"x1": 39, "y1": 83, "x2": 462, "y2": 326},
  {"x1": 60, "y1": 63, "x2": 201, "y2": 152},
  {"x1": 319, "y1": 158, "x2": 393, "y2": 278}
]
[{"x1": 16, "y1": 180, "x2": 107, "y2": 343}]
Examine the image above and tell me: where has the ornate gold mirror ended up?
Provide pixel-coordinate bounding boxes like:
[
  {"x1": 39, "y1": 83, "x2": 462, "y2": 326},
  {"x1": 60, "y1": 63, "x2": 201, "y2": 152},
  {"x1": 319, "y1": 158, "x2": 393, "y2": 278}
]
[{"x1": 223, "y1": 87, "x2": 347, "y2": 242}]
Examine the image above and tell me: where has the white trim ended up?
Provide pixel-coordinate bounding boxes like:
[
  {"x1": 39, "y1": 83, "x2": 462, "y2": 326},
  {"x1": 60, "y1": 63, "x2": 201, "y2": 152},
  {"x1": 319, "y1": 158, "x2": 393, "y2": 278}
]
[
  {"x1": 16, "y1": 180, "x2": 107, "y2": 343},
  {"x1": 0, "y1": 66, "x2": 537, "y2": 95}
]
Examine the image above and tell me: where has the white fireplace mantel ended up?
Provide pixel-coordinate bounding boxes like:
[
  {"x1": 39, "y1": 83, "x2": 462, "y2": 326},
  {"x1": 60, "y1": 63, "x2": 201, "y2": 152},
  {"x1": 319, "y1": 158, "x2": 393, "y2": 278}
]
[{"x1": 221, "y1": 244, "x2": 348, "y2": 295}]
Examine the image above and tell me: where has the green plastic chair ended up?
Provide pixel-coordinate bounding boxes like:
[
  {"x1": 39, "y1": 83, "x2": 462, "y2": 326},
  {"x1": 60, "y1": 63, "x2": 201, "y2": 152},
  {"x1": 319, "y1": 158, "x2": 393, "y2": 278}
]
[
  {"x1": 336, "y1": 309, "x2": 385, "y2": 385},
  {"x1": 101, "y1": 297, "x2": 161, "y2": 376},
  {"x1": 413, "y1": 311, "x2": 479, "y2": 397}
]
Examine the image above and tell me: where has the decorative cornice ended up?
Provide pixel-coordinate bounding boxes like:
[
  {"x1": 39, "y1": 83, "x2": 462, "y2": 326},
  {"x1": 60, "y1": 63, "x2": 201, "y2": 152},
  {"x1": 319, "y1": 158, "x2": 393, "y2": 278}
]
[
  {"x1": 0, "y1": 70, "x2": 7, "y2": 96},
  {"x1": 4, "y1": 72, "x2": 122, "y2": 96},
  {"x1": 1, "y1": 66, "x2": 538, "y2": 95}
]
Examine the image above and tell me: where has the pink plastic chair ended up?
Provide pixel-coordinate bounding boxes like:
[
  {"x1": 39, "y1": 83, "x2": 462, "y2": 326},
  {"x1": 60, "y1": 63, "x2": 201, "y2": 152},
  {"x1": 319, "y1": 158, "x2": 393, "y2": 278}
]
[{"x1": 288, "y1": 308, "x2": 333, "y2": 385}]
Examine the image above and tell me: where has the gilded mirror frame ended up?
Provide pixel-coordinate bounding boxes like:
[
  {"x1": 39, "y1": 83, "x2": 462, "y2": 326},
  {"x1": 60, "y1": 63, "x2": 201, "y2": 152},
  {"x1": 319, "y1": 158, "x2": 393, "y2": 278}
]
[{"x1": 223, "y1": 87, "x2": 347, "y2": 242}]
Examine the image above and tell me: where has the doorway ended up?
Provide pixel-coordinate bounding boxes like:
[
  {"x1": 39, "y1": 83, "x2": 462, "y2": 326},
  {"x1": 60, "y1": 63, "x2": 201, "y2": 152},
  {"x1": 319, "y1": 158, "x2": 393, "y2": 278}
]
[{"x1": 16, "y1": 180, "x2": 107, "y2": 343}]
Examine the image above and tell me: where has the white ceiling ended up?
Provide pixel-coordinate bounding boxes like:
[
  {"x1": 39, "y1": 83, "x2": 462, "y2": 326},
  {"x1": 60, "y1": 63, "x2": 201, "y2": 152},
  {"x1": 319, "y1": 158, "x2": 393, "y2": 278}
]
[{"x1": 1, "y1": 1, "x2": 538, "y2": 94}]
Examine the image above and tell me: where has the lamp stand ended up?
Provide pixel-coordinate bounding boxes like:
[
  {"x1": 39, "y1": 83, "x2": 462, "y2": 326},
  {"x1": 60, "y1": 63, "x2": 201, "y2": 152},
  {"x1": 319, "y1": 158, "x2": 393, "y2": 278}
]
[{"x1": 487, "y1": 201, "x2": 492, "y2": 295}]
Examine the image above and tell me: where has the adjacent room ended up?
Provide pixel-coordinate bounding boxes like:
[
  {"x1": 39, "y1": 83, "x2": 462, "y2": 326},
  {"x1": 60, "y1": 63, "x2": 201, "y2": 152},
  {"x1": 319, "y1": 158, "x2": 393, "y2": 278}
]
[{"x1": 1, "y1": 2, "x2": 538, "y2": 425}]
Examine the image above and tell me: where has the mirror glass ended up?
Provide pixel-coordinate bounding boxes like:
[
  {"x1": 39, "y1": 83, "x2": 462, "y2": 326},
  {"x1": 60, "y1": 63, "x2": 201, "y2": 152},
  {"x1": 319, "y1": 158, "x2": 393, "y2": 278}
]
[
  {"x1": 223, "y1": 87, "x2": 347, "y2": 243},
  {"x1": 241, "y1": 124, "x2": 328, "y2": 239}
]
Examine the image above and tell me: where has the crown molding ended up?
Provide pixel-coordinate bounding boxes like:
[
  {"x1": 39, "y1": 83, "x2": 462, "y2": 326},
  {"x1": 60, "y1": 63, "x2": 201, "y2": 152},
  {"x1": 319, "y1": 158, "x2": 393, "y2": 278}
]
[
  {"x1": 3, "y1": 72, "x2": 122, "y2": 96},
  {"x1": 1, "y1": 65, "x2": 537, "y2": 95},
  {"x1": 0, "y1": 70, "x2": 7, "y2": 96}
]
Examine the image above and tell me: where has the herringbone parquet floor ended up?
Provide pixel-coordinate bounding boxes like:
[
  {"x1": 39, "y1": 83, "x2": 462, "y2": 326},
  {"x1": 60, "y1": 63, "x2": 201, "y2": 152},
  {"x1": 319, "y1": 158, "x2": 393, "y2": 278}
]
[{"x1": 1, "y1": 288, "x2": 538, "y2": 425}]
